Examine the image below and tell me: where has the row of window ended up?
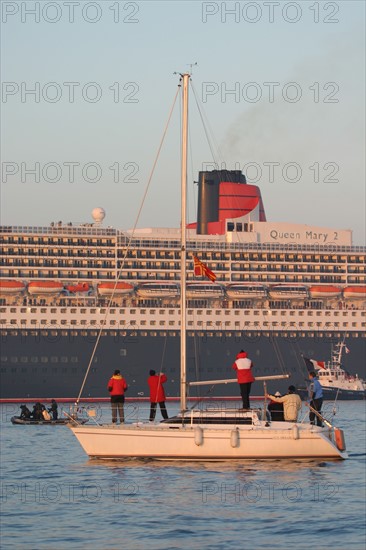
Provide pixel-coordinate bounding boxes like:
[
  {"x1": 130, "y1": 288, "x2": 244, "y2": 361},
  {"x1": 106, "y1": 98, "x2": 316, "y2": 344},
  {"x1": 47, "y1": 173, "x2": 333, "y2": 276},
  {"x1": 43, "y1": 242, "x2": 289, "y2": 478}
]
[
  {"x1": 2, "y1": 269, "x2": 365, "y2": 285},
  {"x1": 2, "y1": 306, "x2": 363, "y2": 316},
  {"x1": 1, "y1": 356, "x2": 79, "y2": 363},
  {"x1": 4, "y1": 258, "x2": 365, "y2": 274},
  {"x1": 2, "y1": 245, "x2": 365, "y2": 264},
  {"x1": 1, "y1": 329, "x2": 364, "y2": 339},
  {"x1": 1, "y1": 318, "x2": 363, "y2": 329}
]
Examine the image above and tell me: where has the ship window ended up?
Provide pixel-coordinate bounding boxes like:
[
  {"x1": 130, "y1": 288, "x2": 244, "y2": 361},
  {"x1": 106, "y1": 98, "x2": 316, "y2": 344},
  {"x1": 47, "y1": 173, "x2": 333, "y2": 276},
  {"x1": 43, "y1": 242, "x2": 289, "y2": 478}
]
[{"x1": 227, "y1": 223, "x2": 234, "y2": 232}]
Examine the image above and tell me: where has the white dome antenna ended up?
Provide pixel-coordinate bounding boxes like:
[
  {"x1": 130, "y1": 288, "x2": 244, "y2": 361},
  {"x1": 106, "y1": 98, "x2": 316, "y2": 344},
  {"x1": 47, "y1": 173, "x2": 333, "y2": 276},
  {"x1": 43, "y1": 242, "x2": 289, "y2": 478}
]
[{"x1": 92, "y1": 207, "x2": 106, "y2": 225}]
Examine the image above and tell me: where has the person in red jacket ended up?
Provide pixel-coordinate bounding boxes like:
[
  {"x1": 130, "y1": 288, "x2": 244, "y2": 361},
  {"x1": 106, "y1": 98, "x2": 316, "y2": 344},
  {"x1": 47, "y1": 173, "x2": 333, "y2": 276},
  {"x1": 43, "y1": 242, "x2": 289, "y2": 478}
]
[
  {"x1": 232, "y1": 350, "x2": 255, "y2": 410},
  {"x1": 107, "y1": 369, "x2": 128, "y2": 423},
  {"x1": 148, "y1": 370, "x2": 169, "y2": 421}
]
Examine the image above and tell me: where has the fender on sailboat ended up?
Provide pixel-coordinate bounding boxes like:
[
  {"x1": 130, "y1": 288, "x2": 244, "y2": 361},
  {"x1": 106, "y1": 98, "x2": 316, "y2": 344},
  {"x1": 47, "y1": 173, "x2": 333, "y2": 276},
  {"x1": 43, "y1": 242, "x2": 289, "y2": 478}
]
[
  {"x1": 334, "y1": 428, "x2": 346, "y2": 451},
  {"x1": 230, "y1": 428, "x2": 239, "y2": 448},
  {"x1": 194, "y1": 426, "x2": 204, "y2": 446}
]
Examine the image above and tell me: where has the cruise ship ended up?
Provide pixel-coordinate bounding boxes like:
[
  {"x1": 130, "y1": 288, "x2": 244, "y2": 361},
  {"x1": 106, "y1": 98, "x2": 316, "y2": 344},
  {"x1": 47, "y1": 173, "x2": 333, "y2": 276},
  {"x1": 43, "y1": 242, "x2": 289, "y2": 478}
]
[{"x1": 1, "y1": 169, "x2": 365, "y2": 401}]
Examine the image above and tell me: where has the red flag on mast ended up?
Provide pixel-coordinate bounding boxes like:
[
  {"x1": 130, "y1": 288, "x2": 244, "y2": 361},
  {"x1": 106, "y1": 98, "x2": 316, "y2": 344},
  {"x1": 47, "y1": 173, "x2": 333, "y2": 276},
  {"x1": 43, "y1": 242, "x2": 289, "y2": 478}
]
[{"x1": 193, "y1": 255, "x2": 217, "y2": 282}]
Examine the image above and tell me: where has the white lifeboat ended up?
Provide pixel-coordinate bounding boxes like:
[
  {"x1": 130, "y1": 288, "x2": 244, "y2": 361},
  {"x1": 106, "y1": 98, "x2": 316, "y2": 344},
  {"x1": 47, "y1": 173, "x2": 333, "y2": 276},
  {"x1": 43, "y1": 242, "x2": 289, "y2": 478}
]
[
  {"x1": 0, "y1": 280, "x2": 26, "y2": 295},
  {"x1": 268, "y1": 284, "x2": 308, "y2": 300},
  {"x1": 97, "y1": 282, "x2": 135, "y2": 296},
  {"x1": 343, "y1": 286, "x2": 366, "y2": 299},
  {"x1": 136, "y1": 282, "x2": 179, "y2": 299},
  {"x1": 226, "y1": 283, "x2": 267, "y2": 299},
  {"x1": 309, "y1": 285, "x2": 342, "y2": 299},
  {"x1": 27, "y1": 281, "x2": 64, "y2": 295},
  {"x1": 186, "y1": 283, "x2": 224, "y2": 300}
]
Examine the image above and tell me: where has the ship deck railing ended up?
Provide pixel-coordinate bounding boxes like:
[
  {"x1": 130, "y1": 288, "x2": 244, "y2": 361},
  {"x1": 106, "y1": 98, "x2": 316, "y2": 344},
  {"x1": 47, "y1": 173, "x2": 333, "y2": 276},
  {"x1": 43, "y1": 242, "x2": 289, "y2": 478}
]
[{"x1": 1, "y1": 226, "x2": 365, "y2": 254}]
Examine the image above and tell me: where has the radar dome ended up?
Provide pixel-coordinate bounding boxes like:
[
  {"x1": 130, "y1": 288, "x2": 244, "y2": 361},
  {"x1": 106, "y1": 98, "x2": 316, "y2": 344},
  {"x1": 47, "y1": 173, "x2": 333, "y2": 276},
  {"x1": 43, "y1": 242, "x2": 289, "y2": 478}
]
[{"x1": 92, "y1": 207, "x2": 106, "y2": 223}]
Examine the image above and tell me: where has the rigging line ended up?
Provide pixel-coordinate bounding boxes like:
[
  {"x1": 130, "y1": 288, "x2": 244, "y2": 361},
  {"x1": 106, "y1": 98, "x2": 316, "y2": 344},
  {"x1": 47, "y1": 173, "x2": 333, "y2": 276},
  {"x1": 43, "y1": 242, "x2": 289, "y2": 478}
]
[
  {"x1": 188, "y1": 110, "x2": 196, "y2": 226},
  {"x1": 191, "y1": 81, "x2": 225, "y2": 165},
  {"x1": 257, "y1": 304, "x2": 287, "y2": 376},
  {"x1": 292, "y1": 339, "x2": 308, "y2": 380},
  {"x1": 271, "y1": 334, "x2": 287, "y2": 375},
  {"x1": 75, "y1": 85, "x2": 181, "y2": 407},
  {"x1": 159, "y1": 335, "x2": 168, "y2": 374},
  {"x1": 192, "y1": 332, "x2": 202, "y2": 401},
  {"x1": 190, "y1": 82, "x2": 219, "y2": 167},
  {"x1": 188, "y1": 384, "x2": 217, "y2": 411}
]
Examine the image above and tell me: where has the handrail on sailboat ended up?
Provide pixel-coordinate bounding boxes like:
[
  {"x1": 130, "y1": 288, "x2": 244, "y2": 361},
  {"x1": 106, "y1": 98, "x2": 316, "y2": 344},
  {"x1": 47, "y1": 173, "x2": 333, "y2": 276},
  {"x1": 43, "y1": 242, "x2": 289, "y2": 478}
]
[{"x1": 305, "y1": 402, "x2": 333, "y2": 429}]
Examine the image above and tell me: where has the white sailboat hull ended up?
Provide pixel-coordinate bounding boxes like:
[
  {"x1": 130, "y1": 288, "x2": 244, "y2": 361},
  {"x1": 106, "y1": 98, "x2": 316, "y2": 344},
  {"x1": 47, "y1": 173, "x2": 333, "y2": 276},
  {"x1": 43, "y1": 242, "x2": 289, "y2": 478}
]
[{"x1": 70, "y1": 421, "x2": 347, "y2": 460}]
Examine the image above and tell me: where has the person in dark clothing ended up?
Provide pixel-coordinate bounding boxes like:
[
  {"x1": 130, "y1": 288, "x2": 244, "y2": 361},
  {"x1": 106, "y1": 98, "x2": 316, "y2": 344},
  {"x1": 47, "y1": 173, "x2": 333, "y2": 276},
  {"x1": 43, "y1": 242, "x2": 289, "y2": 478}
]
[
  {"x1": 20, "y1": 405, "x2": 31, "y2": 419},
  {"x1": 308, "y1": 371, "x2": 323, "y2": 426},
  {"x1": 32, "y1": 402, "x2": 44, "y2": 420},
  {"x1": 267, "y1": 391, "x2": 284, "y2": 421},
  {"x1": 147, "y1": 370, "x2": 169, "y2": 421},
  {"x1": 48, "y1": 399, "x2": 58, "y2": 420},
  {"x1": 107, "y1": 369, "x2": 128, "y2": 423}
]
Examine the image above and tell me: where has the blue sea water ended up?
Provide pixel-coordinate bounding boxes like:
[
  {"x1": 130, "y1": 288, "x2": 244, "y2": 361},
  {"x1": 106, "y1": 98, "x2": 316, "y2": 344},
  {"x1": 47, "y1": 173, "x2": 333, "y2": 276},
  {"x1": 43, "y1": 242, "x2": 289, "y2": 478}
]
[{"x1": 1, "y1": 401, "x2": 365, "y2": 550}]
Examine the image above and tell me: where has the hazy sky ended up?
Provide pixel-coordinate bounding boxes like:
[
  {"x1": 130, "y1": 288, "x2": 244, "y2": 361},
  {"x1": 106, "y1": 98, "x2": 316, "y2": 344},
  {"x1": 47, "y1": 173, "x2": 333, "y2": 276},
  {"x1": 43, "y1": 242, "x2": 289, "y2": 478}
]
[{"x1": 1, "y1": 0, "x2": 365, "y2": 244}]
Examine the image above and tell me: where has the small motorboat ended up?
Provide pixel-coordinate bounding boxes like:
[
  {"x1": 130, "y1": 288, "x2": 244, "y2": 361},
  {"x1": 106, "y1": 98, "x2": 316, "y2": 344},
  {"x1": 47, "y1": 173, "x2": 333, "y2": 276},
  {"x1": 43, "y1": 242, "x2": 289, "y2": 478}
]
[{"x1": 11, "y1": 416, "x2": 88, "y2": 425}]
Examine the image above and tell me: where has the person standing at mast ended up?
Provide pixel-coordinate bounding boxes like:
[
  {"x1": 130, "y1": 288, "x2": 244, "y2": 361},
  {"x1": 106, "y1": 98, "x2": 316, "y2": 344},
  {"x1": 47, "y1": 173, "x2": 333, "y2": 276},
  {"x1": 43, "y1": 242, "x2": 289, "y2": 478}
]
[
  {"x1": 148, "y1": 370, "x2": 169, "y2": 421},
  {"x1": 232, "y1": 350, "x2": 255, "y2": 410}
]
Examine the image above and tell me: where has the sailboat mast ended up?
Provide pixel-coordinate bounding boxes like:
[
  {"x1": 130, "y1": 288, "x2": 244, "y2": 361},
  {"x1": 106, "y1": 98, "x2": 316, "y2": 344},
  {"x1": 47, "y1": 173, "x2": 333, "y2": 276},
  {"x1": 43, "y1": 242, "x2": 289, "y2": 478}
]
[{"x1": 180, "y1": 73, "x2": 190, "y2": 412}]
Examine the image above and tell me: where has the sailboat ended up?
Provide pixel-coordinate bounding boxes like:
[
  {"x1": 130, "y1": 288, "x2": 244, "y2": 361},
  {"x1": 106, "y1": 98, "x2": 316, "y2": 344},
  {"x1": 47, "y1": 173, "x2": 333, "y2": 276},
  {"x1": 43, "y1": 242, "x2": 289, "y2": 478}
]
[{"x1": 69, "y1": 73, "x2": 348, "y2": 460}]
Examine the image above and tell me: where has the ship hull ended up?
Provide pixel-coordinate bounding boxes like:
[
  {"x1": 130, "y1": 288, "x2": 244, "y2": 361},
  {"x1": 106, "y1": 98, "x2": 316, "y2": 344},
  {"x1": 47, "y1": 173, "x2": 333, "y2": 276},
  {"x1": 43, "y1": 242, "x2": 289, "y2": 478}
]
[{"x1": 1, "y1": 330, "x2": 365, "y2": 401}]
